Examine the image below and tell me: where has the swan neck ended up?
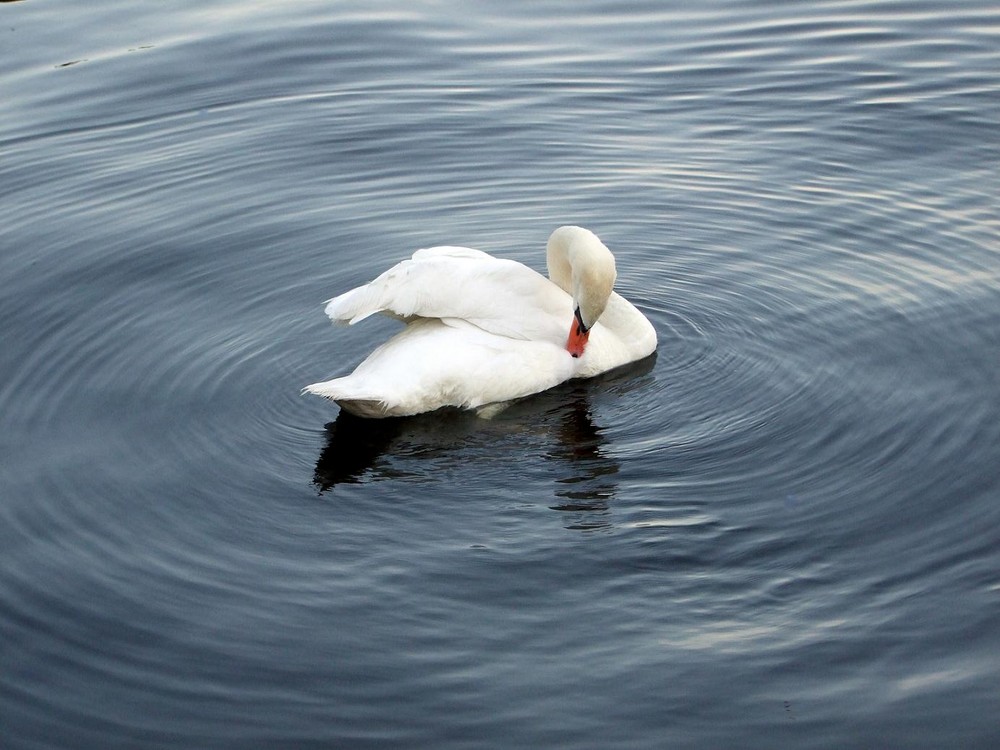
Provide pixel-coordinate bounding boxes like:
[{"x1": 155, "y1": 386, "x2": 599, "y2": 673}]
[{"x1": 545, "y1": 226, "x2": 617, "y2": 330}]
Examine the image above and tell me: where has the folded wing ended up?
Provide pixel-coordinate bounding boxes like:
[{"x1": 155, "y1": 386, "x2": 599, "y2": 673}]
[{"x1": 323, "y1": 246, "x2": 570, "y2": 344}]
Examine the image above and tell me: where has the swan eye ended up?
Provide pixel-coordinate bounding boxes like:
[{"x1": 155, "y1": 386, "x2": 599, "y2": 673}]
[{"x1": 574, "y1": 307, "x2": 589, "y2": 335}]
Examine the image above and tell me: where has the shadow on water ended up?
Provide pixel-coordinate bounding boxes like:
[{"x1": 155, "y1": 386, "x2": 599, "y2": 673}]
[
  {"x1": 542, "y1": 385, "x2": 618, "y2": 530},
  {"x1": 312, "y1": 355, "x2": 656, "y2": 528}
]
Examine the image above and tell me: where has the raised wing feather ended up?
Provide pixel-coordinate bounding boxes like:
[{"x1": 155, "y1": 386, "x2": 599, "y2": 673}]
[{"x1": 323, "y1": 247, "x2": 570, "y2": 344}]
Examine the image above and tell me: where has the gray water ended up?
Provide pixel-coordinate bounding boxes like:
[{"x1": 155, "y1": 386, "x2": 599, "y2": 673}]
[{"x1": 2, "y1": 1, "x2": 999, "y2": 747}]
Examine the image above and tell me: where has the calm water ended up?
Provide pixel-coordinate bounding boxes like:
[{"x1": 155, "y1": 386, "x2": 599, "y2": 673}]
[{"x1": 2, "y1": 1, "x2": 999, "y2": 747}]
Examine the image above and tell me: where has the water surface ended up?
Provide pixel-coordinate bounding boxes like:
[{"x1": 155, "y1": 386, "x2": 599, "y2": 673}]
[{"x1": 2, "y1": 1, "x2": 999, "y2": 747}]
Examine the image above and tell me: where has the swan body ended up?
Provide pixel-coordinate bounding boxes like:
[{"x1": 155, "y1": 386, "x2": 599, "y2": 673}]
[{"x1": 304, "y1": 226, "x2": 656, "y2": 417}]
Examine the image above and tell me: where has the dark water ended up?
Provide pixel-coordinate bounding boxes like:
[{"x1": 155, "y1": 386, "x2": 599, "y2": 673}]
[{"x1": 2, "y1": 1, "x2": 999, "y2": 747}]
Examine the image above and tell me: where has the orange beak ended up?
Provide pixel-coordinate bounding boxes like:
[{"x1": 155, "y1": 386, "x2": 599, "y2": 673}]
[{"x1": 566, "y1": 308, "x2": 590, "y2": 358}]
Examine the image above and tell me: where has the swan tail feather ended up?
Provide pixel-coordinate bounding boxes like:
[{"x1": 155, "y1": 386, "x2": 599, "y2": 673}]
[{"x1": 303, "y1": 378, "x2": 397, "y2": 418}]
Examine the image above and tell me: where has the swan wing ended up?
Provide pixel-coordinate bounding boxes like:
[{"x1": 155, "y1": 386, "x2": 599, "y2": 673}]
[{"x1": 324, "y1": 247, "x2": 570, "y2": 343}]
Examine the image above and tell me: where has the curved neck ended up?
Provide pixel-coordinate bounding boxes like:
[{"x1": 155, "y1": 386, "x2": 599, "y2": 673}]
[
  {"x1": 545, "y1": 226, "x2": 617, "y2": 329},
  {"x1": 546, "y1": 227, "x2": 577, "y2": 294}
]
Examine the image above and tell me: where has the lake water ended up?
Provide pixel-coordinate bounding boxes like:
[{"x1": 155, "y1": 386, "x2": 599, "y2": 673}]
[{"x1": 2, "y1": 1, "x2": 999, "y2": 747}]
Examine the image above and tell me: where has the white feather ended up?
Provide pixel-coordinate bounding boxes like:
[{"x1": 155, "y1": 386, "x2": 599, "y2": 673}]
[{"x1": 304, "y1": 226, "x2": 656, "y2": 417}]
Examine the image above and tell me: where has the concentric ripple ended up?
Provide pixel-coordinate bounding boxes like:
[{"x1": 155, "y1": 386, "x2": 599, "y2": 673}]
[{"x1": 2, "y1": 0, "x2": 999, "y2": 747}]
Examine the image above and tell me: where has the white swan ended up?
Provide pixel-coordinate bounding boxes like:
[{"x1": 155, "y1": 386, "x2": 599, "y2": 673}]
[{"x1": 304, "y1": 226, "x2": 656, "y2": 417}]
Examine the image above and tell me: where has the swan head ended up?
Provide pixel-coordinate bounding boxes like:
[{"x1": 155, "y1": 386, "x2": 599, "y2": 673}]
[{"x1": 546, "y1": 226, "x2": 617, "y2": 358}]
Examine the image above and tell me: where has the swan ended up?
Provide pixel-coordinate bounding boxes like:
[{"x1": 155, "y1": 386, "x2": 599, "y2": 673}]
[{"x1": 304, "y1": 226, "x2": 656, "y2": 418}]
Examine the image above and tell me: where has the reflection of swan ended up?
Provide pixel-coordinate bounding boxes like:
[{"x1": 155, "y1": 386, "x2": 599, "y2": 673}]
[
  {"x1": 312, "y1": 388, "x2": 617, "y2": 494},
  {"x1": 312, "y1": 412, "x2": 406, "y2": 490},
  {"x1": 304, "y1": 226, "x2": 657, "y2": 417},
  {"x1": 312, "y1": 356, "x2": 656, "y2": 530},
  {"x1": 547, "y1": 388, "x2": 617, "y2": 523}
]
